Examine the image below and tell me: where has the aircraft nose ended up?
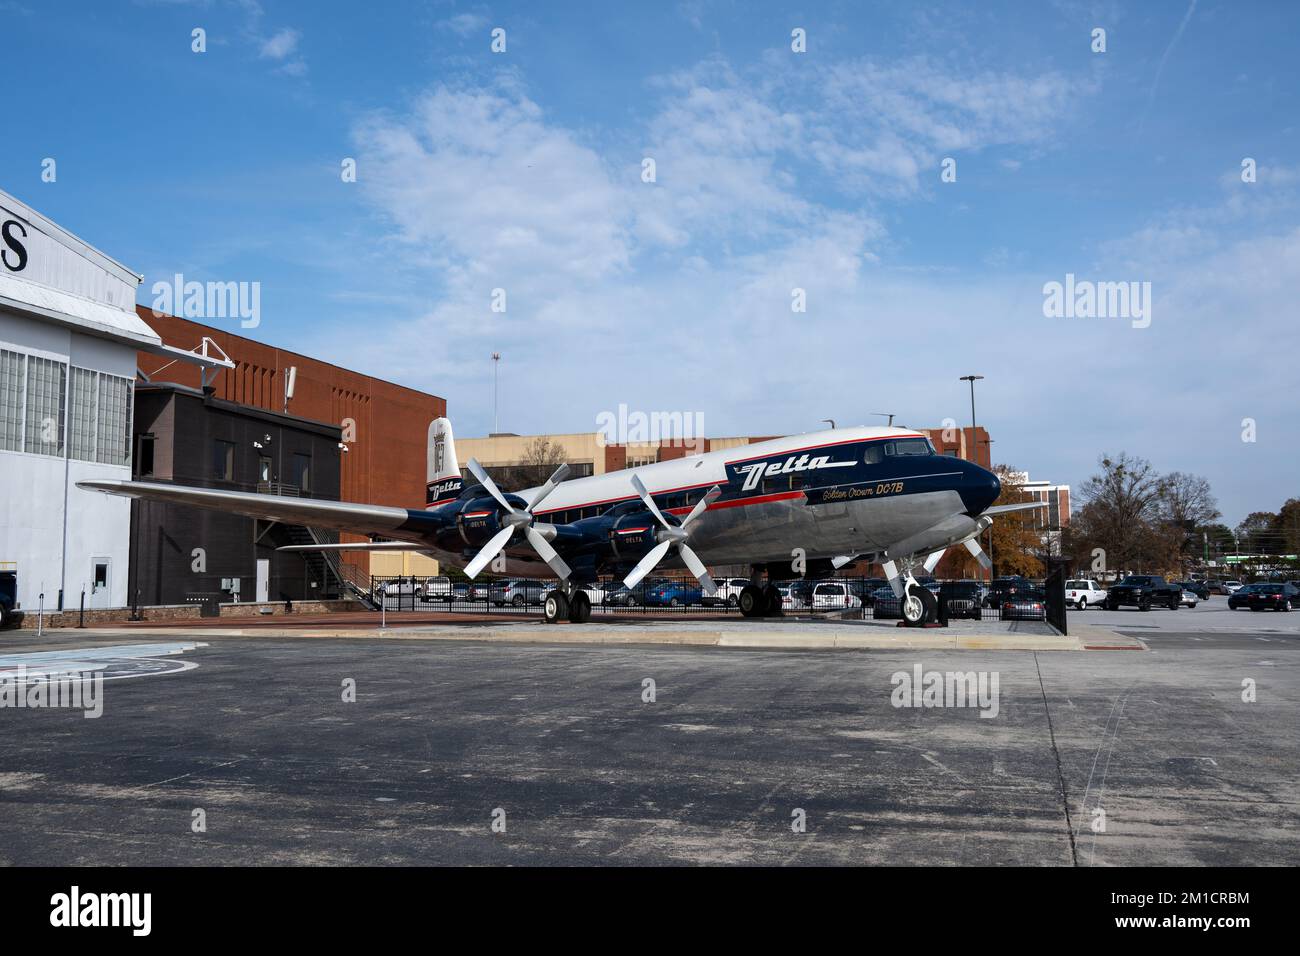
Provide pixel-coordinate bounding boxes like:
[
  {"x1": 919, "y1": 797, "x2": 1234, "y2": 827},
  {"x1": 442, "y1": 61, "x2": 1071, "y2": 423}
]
[{"x1": 959, "y1": 462, "x2": 1001, "y2": 516}]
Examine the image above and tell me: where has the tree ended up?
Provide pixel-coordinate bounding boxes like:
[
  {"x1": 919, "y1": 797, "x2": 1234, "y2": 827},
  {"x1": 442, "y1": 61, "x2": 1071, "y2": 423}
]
[
  {"x1": 1072, "y1": 452, "x2": 1168, "y2": 576},
  {"x1": 499, "y1": 437, "x2": 570, "y2": 489},
  {"x1": 987, "y1": 465, "x2": 1045, "y2": 577}
]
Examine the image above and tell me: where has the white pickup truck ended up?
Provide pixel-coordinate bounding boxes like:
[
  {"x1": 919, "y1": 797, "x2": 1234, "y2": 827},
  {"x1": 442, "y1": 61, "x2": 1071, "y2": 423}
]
[{"x1": 1065, "y1": 579, "x2": 1107, "y2": 609}]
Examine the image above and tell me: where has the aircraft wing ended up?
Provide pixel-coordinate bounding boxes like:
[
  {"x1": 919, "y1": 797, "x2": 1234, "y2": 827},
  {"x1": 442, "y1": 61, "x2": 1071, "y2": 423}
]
[
  {"x1": 76, "y1": 479, "x2": 445, "y2": 545},
  {"x1": 982, "y1": 501, "x2": 1048, "y2": 516}
]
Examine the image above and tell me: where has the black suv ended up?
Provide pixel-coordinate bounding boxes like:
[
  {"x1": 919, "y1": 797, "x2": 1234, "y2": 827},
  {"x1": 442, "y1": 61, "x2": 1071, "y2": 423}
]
[
  {"x1": 983, "y1": 576, "x2": 1031, "y2": 608},
  {"x1": 1106, "y1": 575, "x2": 1183, "y2": 611}
]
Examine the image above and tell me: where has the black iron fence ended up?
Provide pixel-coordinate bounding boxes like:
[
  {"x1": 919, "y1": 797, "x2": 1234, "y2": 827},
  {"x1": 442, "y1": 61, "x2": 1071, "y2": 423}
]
[{"x1": 366, "y1": 574, "x2": 1067, "y2": 624}]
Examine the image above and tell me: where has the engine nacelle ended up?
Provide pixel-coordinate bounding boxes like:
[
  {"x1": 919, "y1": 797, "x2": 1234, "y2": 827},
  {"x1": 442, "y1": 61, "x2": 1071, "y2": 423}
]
[
  {"x1": 449, "y1": 493, "x2": 526, "y2": 549},
  {"x1": 604, "y1": 510, "x2": 666, "y2": 562}
]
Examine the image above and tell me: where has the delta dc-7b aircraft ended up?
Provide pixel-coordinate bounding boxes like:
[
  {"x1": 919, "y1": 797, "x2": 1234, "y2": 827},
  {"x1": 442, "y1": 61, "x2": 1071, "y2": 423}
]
[{"x1": 79, "y1": 418, "x2": 1044, "y2": 626}]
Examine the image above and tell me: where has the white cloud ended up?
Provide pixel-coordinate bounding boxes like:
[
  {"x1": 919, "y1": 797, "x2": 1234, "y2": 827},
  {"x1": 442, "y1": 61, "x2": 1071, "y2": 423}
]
[
  {"x1": 438, "y1": 12, "x2": 490, "y2": 38},
  {"x1": 259, "y1": 27, "x2": 299, "y2": 60}
]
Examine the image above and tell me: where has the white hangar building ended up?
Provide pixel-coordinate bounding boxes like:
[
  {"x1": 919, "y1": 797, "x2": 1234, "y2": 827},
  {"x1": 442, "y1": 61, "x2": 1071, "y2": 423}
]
[{"x1": 0, "y1": 188, "x2": 227, "y2": 616}]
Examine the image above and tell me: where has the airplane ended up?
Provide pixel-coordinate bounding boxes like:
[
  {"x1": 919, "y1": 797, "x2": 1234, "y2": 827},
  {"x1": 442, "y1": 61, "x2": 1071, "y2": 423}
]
[{"x1": 78, "y1": 418, "x2": 1045, "y2": 626}]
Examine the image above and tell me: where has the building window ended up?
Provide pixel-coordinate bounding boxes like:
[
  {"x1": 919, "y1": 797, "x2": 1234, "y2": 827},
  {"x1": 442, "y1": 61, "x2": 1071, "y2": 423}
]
[
  {"x1": 0, "y1": 349, "x2": 24, "y2": 452},
  {"x1": 136, "y1": 434, "x2": 155, "y2": 477},
  {"x1": 291, "y1": 452, "x2": 311, "y2": 492},
  {"x1": 258, "y1": 455, "x2": 272, "y2": 483},
  {"x1": 213, "y1": 439, "x2": 235, "y2": 480},
  {"x1": 95, "y1": 373, "x2": 132, "y2": 465},
  {"x1": 23, "y1": 355, "x2": 65, "y2": 457},
  {"x1": 65, "y1": 367, "x2": 133, "y2": 465},
  {"x1": 68, "y1": 367, "x2": 97, "y2": 462}
]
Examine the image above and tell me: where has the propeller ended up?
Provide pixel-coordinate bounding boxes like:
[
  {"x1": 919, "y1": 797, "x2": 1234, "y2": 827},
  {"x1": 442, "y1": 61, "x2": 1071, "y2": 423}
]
[
  {"x1": 462, "y1": 458, "x2": 572, "y2": 580},
  {"x1": 622, "y1": 475, "x2": 721, "y2": 593},
  {"x1": 963, "y1": 537, "x2": 992, "y2": 570}
]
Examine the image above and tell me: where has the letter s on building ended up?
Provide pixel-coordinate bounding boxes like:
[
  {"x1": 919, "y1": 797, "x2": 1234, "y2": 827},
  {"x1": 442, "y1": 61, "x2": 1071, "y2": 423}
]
[{"x1": 2, "y1": 220, "x2": 28, "y2": 272}]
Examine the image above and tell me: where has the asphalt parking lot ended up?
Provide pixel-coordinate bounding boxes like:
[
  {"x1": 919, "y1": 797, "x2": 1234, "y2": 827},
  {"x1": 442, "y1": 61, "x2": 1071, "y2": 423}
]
[{"x1": 0, "y1": 602, "x2": 1295, "y2": 866}]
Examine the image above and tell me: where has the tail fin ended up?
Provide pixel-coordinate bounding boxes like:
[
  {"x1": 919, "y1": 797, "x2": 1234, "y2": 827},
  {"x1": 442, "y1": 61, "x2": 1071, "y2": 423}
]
[{"x1": 426, "y1": 417, "x2": 463, "y2": 507}]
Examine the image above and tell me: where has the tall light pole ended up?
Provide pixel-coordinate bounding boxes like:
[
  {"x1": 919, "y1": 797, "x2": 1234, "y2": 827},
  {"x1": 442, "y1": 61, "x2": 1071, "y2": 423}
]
[
  {"x1": 982, "y1": 437, "x2": 995, "y2": 580},
  {"x1": 959, "y1": 375, "x2": 984, "y2": 464},
  {"x1": 491, "y1": 352, "x2": 501, "y2": 435}
]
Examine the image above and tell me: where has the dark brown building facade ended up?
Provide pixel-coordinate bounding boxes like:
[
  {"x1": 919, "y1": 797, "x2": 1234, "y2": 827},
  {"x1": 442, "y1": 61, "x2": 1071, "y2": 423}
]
[
  {"x1": 135, "y1": 308, "x2": 446, "y2": 571},
  {"x1": 129, "y1": 383, "x2": 346, "y2": 606}
]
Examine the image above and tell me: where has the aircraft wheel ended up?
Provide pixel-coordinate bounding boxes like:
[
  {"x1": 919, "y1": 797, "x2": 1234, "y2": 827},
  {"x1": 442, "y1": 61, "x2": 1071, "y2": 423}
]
[
  {"x1": 762, "y1": 584, "x2": 784, "y2": 616},
  {"x1": 738, "y1": 585, "x2": 764, "y2": 618},
  {"x1": 568, "y1": 591, "x2": 591, "y2": 624},
  {"x1": 544, "y1": 591, "x2": 569, "y2": 624},
  {"x1": 902, "y1": 584, "x2": 935, "y2": 626}
]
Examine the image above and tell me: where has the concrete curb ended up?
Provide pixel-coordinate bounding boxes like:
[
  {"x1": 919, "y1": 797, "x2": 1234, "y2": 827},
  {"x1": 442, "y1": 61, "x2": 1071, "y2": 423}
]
[{"x1": 17, "y1": 621, "x2": 1148, "y2": 651}]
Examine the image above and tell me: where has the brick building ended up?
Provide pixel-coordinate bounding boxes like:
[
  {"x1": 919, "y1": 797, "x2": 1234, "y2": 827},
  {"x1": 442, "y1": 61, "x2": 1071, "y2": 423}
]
[{"x1": 135, "y1": 308, "x2": 445, "y2": 576}]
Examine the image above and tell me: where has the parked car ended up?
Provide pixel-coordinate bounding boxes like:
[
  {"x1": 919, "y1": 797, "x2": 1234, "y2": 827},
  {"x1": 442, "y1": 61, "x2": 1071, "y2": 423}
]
[
  {"x1": 1001, "y1": 588, "x2": 1047, "y2": 621},
  {"x1": 1223, "y1": 580, "x2": 1244, "y2": 594},
  {"x1": 490, "y1": 579, "x2": 547, "y2": 607},
  {"x1": 711, "y1": 577, "x2": 752, "y2": 607},
  {"x1": 1244, "y1": 582, "x2": 1298, "y2": 612},
  {"x1": 1206, "y1": 580, "x2": 1233, "y2": 595},
  {"x1": 940, "y1": 580, "x2": 984, "y2": 619},
  {"x1": 871, "y1": 586, "x2": 903, "y2": 619},
  {"x1": 983, "y1": 576, "x2": 1032, "y2": 607},
  {"x1": 1179, "y1": 589, "x2": 1199, "y2": 608},
  {"x1": 414, "y1": 576, "x2": 451, "y2": 602},
  {"x1": 1177, "y1": 580, "x2": 1210, "y2": 601},
  {"x1": 0, "y1": 568, "x2": 19, "y2": 628},
  {"x1": 644, "y1": 582, "x2": 703, "y2": 607},
  {"x1": 1227, "y1": 584, "x2": 1265, "y2": 610},
  {"x1": 1105, "y1": 575, "x2": 1183, "y2": 611},
  {"x1": 605, "y1": 585, "x2": 641, "y2": 607},
  {"x1": 581, "y1": 583, "x2": 608, "y2": 606},
  {"x1": 1065, "y1": 579, "x2": 1108, "y2": 610},
  {"x1": 448, "y1": 582, "x2": 473, "y2": 602},
  {"x1": 812, "y1": 580, "x2": 862, "y2": 609}
]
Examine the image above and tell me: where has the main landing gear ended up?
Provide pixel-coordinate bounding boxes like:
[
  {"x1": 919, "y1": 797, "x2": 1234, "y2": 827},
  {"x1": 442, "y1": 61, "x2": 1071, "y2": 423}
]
[
  {"x1": 883, "y1": 557, "x2": 938, "y2": 627},
  {"x1": 738, "y1": 583, "x2": 784, "y2": 619},
  {"x1": 543, "y1": 586, "x2": 591, "y2": 624}
]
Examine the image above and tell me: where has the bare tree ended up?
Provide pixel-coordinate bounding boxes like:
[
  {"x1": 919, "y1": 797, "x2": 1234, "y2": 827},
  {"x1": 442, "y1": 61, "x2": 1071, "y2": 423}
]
[
  {"x1": 501, "y1": 437, "x2": 570, "y2": 489},
  {"x1": 1075, "y1": 452, "x2": 1166, "y2": 575}
]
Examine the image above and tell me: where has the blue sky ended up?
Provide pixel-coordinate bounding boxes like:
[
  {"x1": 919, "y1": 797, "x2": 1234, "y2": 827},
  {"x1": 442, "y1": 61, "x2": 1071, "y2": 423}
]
[{"x1": 4, "y1": 0, "x2": 1298, "y2": 524}]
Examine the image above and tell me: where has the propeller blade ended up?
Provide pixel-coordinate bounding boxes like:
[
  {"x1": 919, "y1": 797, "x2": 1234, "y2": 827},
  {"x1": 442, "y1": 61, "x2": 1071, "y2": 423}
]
[
  {"x1": 463, "y1": 525, "x2": 514, "y2": 579},
  {"x1": 681, "y1": 485, "x2": 721, "y2": 527},
  {"x1": 677, "y1": 544, "x2": 716, "y2": 595},
  {"x1": 963, "y1": 537, "x2": 993, "y2": 570},
  {"x1": 623, "y1": 540, "x2": 672, "y2": 589},
  {"x1": 467, "y1": 458, "x2": 516, "y2": 515},
  {"x1": 629, "y1": 473, "x2": 671, "y2": 530},
  {"x1": 527, "y1": 463, "x2": 571, "y2": 513},
  {"x1": 923, "y1": 549, "x2": 946, "y2": 573},
  {"x1": 525, "y1": 526, "x2": 572, "y2": 580}
]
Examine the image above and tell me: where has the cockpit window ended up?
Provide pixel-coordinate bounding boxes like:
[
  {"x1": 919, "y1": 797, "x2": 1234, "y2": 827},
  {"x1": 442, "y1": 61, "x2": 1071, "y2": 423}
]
[
  {"x1": 883, "y1": 438, "x2": 931, "y2": 457},
  {"x1": 863, "y1": 444, "x2": 884, "y2": 464}
]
